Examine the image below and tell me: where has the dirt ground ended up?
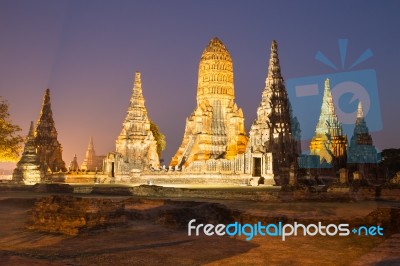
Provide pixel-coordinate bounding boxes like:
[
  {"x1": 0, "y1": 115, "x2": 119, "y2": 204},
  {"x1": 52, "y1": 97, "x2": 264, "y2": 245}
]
[{"x1": 0, "y1": 195, "x2": 398, "y2": 265}]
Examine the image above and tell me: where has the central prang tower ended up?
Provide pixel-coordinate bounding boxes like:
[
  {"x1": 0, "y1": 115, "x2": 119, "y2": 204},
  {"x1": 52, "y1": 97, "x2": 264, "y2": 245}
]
[
  {"x1": 196, "y1": 37, "x2": 235, "y2": 107},
  {"x1": 170, "y1": 37, "x2": 248, "y2": 168}
]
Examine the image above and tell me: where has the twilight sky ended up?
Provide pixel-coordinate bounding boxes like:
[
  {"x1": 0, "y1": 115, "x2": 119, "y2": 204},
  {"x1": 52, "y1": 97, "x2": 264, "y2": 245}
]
[{"x1": 1, "y1": 0, "x2": 399, "y2": 169}]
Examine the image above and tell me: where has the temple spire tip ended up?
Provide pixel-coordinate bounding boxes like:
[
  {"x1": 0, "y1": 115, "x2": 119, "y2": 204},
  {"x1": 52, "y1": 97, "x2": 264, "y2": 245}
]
[{"x1": 357, "y1": 101, "x2": 364, "y2": 118}]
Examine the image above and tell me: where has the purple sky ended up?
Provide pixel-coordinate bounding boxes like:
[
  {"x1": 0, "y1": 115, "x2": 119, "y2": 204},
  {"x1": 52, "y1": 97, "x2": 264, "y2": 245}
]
[{"x1": 1, "y1": 0, "x2": 399, "y2": 169}]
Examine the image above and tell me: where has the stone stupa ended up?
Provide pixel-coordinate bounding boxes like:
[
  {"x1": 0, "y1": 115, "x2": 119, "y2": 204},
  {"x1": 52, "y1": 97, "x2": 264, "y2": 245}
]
[{"x1": 12, "y1": 121, "x2": 45, "y2": 184}]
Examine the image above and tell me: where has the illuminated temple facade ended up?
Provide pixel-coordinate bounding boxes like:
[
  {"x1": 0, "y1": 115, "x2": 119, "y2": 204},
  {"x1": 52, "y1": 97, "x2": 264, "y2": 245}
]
[
  {"x1": 104, "y1": 72, "x2": 160, "y2": 175},
  {"x1": 12, "y1": 38, "x2": 384, "y2": 185},
  {"x1": 170, "y1": 37, "x2": 248, "y2": 169},
  {"x1": 169, "y1": 38, "x2": 301, "y2": 185}
]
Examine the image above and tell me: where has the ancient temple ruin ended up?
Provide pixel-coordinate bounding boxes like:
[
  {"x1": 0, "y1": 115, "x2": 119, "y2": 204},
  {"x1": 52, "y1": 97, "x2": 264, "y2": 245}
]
[
  {"x1": 34, "y1": 89, "x2": 66, "y2": 172},
  {"x1": 246, "y1": 40, "x2": 301, "y2": 184},
  {"x1": 12, "y1": 122, "x2": 45, "y2": 184},
  {"x1": 104, "y1": 72, "x2": 160, "y2": 175},
  {"x1": 170, "y1": 37, "x2": 248, "y2": 169},
  {"x1": 81, "y1": 137, "x2": 104, "y2": 172},
  {"x1": 13, "y1": 89, "x2": 66, "y2": 183},
  {"x1": 348, "y1": 101, "x2": 379, "y2": 164},
  {"x1": 309, "y1": 79, "x2": 347, "y2": 169}
]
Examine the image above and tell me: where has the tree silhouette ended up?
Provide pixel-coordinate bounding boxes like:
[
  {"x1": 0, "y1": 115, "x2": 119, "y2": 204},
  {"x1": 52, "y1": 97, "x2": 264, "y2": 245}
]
[
  {"x1": 149, "y1": 120, "x2": 166, "y2": 158},
  {"x1": 0, "y1": 97, "x2": 24, "y2": 162}
]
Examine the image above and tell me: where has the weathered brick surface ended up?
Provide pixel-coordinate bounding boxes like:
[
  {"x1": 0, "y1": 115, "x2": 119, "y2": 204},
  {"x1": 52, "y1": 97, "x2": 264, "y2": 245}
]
[{"x1": 27, "y1": 195, "x2": 126, "y2": 235}]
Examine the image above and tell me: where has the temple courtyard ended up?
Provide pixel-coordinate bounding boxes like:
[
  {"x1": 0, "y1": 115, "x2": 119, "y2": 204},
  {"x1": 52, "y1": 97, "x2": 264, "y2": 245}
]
[{"x1": 0, "y1": 185, "x2": 399, "y2": 265}]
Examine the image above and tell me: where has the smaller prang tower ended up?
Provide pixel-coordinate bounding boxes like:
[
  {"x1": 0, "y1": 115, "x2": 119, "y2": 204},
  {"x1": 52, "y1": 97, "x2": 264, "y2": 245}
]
[
  {"x1": 247, "y1": 40, "x2": 301, "y2": 184},
  {"x1": 310, "y1": 79, "x2": 347, "y2": 170},
  {"x1": 104, "y1": 72, "x2": 159, "y2": 175},
  {"x1": 348, "y1": 101, "x2": 378, "y2": 163},
  {"x1": 81, "y1": 137, "x2": 103, "y2": 171},
  {"x1": 34, "y1": 89, "x2": 66, "y2": 172},
  {"x1": 69, "y1": 154, "x2": 80, "y2": 172},
  {"x1": 347, "y1": 101, "x2": 379, "y2": 177}
]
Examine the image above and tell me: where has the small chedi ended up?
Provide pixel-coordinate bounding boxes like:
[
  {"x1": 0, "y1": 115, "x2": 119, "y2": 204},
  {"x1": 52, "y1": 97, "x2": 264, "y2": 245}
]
[
  {"x1": 348, "y1": 101, "x2": 379, "y2": 164},
  {"x1": 68, "y1": 154, "x2": 80, "y2": 172},
  {"x1": 12, "y1": 122, "x2": 45, "y2": 184},
  {"x1": 104, "y1": 72, "x2": 160, "y2": 175},
  {"x1": 246, "y1": 40, "x2": 301, "y2": 184},
  {"x1": 13, "y1": 89, "x2": 66, "y2": 184},
  {"x1": 309, "y1": 79, "x2": 347, "y2": 170},
  {"x1": 170, "y1": 37, "x2": 248, "y2": 169},
  {"x1": 81, "y1": 137, "x2": 104, "y2": 172},
  {"x1": 347, "y1": 101, "x2": 380, "y2": 179}
]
